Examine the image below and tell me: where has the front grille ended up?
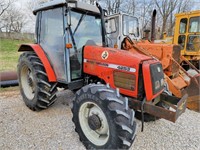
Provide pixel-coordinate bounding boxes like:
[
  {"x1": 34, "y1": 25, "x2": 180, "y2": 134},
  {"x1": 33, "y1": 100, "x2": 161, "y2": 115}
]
[
  {"x1": 113, "y1": 71, "x2": 136, "y2": 91},
  {"x1": 150, "y1": 63, "x2": 164, "y2": 94}
]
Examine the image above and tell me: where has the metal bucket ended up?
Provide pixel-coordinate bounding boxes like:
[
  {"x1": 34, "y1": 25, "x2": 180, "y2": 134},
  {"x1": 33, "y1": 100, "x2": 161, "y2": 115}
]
[{"x1": 185, "y1": 74, "x2": 200, "y2": 112}]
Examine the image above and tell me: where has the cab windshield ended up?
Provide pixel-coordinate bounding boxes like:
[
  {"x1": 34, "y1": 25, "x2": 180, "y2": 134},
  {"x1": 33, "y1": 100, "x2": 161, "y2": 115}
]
[
  {"x1": 68, "y1": 10, "x2": 102, "y2": 80},
  {"x1": 123, "y1": 15, "x2": 139, "y2": 37},
  {"x1": 70, "y1": 10, "x2": 103, "y2": 49}
]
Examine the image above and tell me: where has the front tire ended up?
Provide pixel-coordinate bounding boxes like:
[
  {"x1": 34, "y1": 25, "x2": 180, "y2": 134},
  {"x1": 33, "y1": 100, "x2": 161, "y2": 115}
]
[
  {"x1": 18, "y1": 52, "x2": 57, "y2": 111},
  {"x1": 71, "y1": 84, "x2": 136, "y2": 149}
]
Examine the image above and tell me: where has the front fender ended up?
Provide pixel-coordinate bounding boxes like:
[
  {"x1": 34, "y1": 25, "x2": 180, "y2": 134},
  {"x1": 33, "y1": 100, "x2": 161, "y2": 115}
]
[{"x1": 18, "y1": 44, "x2": 57, "y2": 82}]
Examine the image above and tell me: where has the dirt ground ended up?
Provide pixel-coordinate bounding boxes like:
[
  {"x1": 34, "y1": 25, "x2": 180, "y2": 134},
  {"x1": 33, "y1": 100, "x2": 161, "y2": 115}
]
[{"x1": 0, "y1": 87, "x2": 200, "y2": 150}]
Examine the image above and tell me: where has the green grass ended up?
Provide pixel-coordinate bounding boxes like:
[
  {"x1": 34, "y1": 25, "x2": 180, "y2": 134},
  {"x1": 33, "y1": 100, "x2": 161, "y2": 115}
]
[
  {"x1": 0, "y1": 86, "x2": 19, "y2": 92},
  {"x1": 0, "y1": 38, "x2": 33, "y2": 71}
]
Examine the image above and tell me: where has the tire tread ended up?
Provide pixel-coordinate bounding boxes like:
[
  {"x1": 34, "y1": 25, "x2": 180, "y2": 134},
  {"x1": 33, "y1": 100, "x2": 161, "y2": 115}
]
[{"x1": 18, "y1": 52, "x2": 57, "y2": 111}]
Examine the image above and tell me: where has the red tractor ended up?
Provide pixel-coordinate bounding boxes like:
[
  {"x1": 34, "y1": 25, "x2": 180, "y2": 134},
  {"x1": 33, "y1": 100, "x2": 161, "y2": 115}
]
[{"x1": 17, "y1": 0, "x2": 187, "y2": 149}]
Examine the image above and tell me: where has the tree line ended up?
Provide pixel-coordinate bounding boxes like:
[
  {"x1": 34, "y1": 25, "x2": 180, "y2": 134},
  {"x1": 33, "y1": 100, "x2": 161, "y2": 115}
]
[
  {"x1": 82, "y1": 0, "x2": 196, "y2": 38},
  {"x1": 0, "y1": 0, "x2": 198, "y2": 38},
  {"x1": 0, "y1": 0, "x2": 34, "y2": 33}
]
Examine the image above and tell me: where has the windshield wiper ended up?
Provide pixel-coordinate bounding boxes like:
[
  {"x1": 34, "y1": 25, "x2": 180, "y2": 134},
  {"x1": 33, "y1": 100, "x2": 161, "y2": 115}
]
[{"x1": 73, "y1": 12, "x2": 88, "y2": 36}]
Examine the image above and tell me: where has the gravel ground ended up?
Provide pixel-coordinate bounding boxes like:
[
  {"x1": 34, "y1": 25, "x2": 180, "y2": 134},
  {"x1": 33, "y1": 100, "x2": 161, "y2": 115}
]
[{"x1": 0, "y1": 87, "x2": 200, "y2": 150}]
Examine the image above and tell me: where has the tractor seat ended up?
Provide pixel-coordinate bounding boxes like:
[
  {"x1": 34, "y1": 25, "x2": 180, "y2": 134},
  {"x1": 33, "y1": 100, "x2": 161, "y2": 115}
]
[{"x1": 85, "y1": 40, "x2": 97, "y2": 46}]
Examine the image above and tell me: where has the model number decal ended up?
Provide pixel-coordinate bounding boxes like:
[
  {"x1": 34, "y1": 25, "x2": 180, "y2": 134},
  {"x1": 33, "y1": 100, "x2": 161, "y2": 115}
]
[
  {"x1": 84, "y1": 59, "x2": 136, "y2": 73},
  {"x1": 117, "y1": 65, "x2": 130, "y2": 72},
  {"x1": 108, "y1": 64, "x2": 136, "y2": 72}
]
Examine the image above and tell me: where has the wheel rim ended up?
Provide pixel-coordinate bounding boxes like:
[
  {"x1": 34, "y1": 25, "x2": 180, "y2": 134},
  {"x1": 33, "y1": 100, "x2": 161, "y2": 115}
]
[
  {"x1": 79, "y1": 102, "x2": 110, "y2": 146},
  {"x1": 20, "y1": 64, "x2": 35, "y2": 100}
]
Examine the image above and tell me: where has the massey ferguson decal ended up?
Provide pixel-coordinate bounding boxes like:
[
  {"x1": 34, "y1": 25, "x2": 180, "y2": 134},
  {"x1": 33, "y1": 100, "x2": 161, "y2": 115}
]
[
  {"x1": 84, "y1": 59, "x2": 136, "y2": 73},
  {"x1": 101, "y1": 51, "x2": 109, "y2": 60}
]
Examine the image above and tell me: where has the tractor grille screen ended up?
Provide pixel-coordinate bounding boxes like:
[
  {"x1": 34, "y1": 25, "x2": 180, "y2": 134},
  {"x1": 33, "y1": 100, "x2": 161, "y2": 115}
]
[
  {"x1": 113, "y1": 71, "x2": 136, "y2": 91},
  {"x1": 150, "y1": 63, "x2": 164, "y2": 94}
]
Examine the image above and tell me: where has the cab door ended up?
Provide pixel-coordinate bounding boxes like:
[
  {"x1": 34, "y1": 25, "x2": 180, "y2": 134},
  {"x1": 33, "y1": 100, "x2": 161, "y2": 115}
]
[
  {"x1": 65, "y1": 10, "x2": 102, "y2": 81},
  {"x1": 39, "y1": 7, "x2": 67, "y2": 83}
]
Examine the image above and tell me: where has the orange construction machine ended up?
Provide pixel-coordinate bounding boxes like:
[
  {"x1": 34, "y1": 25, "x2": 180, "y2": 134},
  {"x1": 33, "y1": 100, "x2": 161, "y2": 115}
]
[
  {"x1": 156, "y1": 10, "x2": 200, "y2": 69},
  {"x1": 106, "y1": 10, "x2": 200, "y2": 112}
]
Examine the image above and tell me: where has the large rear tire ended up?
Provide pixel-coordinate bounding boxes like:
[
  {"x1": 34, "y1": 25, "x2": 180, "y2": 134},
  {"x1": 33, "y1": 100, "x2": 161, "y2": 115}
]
[
  {"x1": 72, "y1": 84, "x2": 136, "y2": 149},
  {"x1": 18, "y1": 52, "x2": 57, "y2": 111}
]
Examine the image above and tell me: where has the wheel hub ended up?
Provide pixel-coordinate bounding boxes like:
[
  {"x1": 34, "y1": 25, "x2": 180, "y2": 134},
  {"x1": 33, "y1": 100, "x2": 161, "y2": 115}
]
[
  {"x1": 28, "y1": 77, "x2": 33, "y2": 87},
  {"x1": 88, "y1": 114, "x2": 101, "y2": 130},
  {"x1": 79, "y1": 102, "x2": 109, "y2": 146},
  {"x1": 21, "y1": 65, "x2": 35, "y2": 100}
]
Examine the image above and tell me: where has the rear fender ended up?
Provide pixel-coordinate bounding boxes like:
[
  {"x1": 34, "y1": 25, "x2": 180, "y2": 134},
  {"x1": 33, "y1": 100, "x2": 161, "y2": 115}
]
[{"x1": 18, "y1": 44, "x2": 57, "y2": 82}]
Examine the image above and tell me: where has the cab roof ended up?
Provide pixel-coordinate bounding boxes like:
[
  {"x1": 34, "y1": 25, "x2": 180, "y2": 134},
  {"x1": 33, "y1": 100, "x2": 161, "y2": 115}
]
[
  {"x1": 33, "y1": 0, "x2": 100, "y2": 15},
  {"x1": 175, "y1": 10, "x2": 200, "y2": 18}
]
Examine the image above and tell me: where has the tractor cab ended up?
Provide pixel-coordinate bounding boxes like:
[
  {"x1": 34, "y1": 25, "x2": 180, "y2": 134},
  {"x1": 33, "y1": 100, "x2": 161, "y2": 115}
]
[
  {"x1": 34, "y1": 0, "x2": 103, "y2": 83},
  {"x1": 105, "y1": 13, "x2": 141, "y2": 48}
]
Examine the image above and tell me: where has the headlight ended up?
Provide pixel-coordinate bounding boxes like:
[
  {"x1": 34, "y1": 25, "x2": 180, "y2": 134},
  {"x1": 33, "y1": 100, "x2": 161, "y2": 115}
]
[
  {"x1": 155, "y1": 78, "x2": 164, "y2": 90},
  {"x1": 155, "y1": 80, "x2": 160, "y2": 90},
  {"x1": 160, "y1": 78, "x2": 164, "y2": 86},
  {"x1": 150, "y1": 63, "x2": 164, "y2": 94}
]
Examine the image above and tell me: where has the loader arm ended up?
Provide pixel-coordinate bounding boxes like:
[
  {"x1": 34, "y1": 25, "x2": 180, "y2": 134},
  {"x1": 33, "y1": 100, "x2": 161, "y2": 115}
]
[{"x1": 121, "y1": 37, "x2": 200, "y2": 112}]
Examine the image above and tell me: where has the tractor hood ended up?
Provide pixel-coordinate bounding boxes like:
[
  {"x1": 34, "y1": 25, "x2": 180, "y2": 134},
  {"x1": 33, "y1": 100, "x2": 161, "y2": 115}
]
[
  {"x1": 84, "y1": 45, "x2": 153, "y2": 68},
  {"x1": 83, "y1": 45, "x2": 161, "y2": 99}
]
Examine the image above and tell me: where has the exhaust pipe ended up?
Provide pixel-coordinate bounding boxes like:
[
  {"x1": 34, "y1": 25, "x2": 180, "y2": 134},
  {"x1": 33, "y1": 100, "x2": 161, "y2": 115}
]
[
  {"x1": 0, "y1": 80, "x2": 18, "y2": 87},
  {"x1": 96, "y1": 2, "x2": 108, "y2": 47},
  {"x1": 0, "y1": 71, "x2": 18, "y2": 87},
  {"x1": 151, "y1": 9, "x2": 156, "y2": 42}
]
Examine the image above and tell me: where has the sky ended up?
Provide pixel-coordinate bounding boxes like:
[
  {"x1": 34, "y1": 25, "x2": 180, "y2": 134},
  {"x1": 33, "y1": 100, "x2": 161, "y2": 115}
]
[
  {"x1": 15, "y1": 0, "x2": 29, "y2": 9},
  {"x1": 16, "y1": 0, "x2": 200, "y2": 13},
  {"x1": 14, "y1": 0, "x2": 36, "y2": 33},
  {"x1": 15, "y1": 0, "x2": 200, "y2": 33}
]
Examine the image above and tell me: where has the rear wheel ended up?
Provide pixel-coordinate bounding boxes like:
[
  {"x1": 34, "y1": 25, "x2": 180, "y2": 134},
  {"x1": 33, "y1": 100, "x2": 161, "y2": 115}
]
[
  {"x1": 18, "y1": 52, "x2": 57, "y2": 111},
  {"x1": 72, "y1": 84, "x2": 137, "y2": 149}
]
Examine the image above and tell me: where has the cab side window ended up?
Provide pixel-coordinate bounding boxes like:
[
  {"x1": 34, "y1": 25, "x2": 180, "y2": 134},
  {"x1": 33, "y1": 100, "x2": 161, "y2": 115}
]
[
  {"x1": 189, "y1": 17, "x2": 200, "y2": 33},
  {"x1": 187, "y1": 35, "x2": 200, "y2": 51},
  {"x1": 178, "y1": 18, "x2": 187, "y2": 49},
  {"x1": 179, "y1": 18, "x2": 187, "y2": 34},
  {"x1": 39, "y1": 8, "x2": 66, "y2": 81},
  {"x1": 178, "y1": 35, "x2": 186, "y2": 49}
]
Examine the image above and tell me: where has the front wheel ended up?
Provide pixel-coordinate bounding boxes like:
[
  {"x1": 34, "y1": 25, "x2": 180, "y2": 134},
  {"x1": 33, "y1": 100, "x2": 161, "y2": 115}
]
[{"x1": 71, "y1": 84, "x2": 137, "y2": 149}]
